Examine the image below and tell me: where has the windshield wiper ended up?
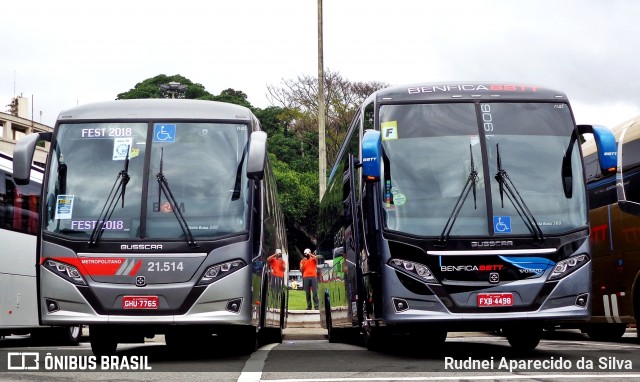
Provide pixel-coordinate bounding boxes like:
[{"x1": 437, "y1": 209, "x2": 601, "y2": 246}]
[
  {"x1": 156, "y1": 147, "x2": 198, "y2": 247},
  {"x1": 436, "y1": 145, "x2": 478, "y2": 246},
  {"x1": 231, "y1": 148, "x2": 247, "y2": 201},
  {"x1": 494, "y1": 143, "x2": 544, "y2": 243},
  {"x1": 88, "y1": 147, "x2": 130, "y2": 247}
]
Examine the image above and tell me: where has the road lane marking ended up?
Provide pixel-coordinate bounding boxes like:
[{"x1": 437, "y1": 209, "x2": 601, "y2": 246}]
[
  {"x1": 263, "y1": 375, "x2": 640, "y2": 381},
  {"x1": 237, "y1": 343, "x2": 278, "y2": 382}
]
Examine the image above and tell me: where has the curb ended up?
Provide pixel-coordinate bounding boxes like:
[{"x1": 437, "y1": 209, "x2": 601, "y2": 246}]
[{"x1": 287, "y1": 309, "x2": 322, "y2": 328}]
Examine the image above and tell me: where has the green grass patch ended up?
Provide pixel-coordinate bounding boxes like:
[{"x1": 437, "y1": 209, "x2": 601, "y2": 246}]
[{"x1": 288, "y1": 289, "x2": 310, "y2": 310}]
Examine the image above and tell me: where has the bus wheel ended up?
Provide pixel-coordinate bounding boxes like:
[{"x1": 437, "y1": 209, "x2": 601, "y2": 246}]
[
  {"x1": 89, "y1": 326, "x2": 117, "y2": 356},
  {"x1": 362, "y1": 321, "x2": 386, "y2": 351},
  {"x1": 61, "y1": 325, "x2": 82, "y2": 345},
  {"x1": 413, "y1": 328, "x2": 447, "y2": 347},
  {"x1": 584, "y1": 324, "x2": 627, "y2": 341},
  {"x1": 226, "y1": 326, "x2": 257, "y2": 354},
  {"x1": 259, "y1": 326, "x2": 283, "y2": 345},
  {"x1": 325, "y1": 297, "x2": 338, "y2": 343},
  {"x1": 505, "y1": 328, "x2": 541, "y2": 351},
  {"x1": 165, "y1": 331, "x2": 189, "y2": 350}
]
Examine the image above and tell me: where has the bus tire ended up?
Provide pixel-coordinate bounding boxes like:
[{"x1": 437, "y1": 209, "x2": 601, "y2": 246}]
[
  {"x1": 60, "y1": 325, "x2": 82, "y2": 345},
  {"x1": 413, "y1": 328, "x2": 447, "y2": 347},
  {"x1": 89, "y1": 326, "x2": 117, "y2": 356},
  {"x1": 505, "y1": 328, "x2": 541, "y2": 351},
  {"x1": 363, "y1": 322, "x2": 386, "y2": 351},
  {"x1": 584, "y1": 324, "x2": 627, "y2": 341},
  {"x1": 228, "y1": 326, "x2": 258, "y2": 354},
  {"x1": 259, "y1": 326, "x2": 282, "y2": 345},
  {"x1": 325, "y1": 296, "x2": 338, "y2": 343}
]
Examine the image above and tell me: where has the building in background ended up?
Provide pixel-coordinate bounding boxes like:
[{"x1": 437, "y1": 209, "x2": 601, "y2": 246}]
[{"x1": 1, "y1": 96, "x2": 52, "y2": 167}]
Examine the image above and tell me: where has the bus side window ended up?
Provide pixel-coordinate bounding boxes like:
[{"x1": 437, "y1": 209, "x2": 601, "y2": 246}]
[
  {"x1": 0, "y1": 170, "x2": 8, "y2": 229},
  {"x1": 621, "y1": 139, "x2": 640, "y2": 205}
]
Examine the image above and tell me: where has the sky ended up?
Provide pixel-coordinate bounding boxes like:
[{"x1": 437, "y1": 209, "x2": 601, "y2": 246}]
[{"x1": 2, "y1": 0, "x2": 639, "y2": 129}]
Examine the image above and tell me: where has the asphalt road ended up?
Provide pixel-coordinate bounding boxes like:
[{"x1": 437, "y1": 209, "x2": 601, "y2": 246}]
[{"x1": 2, "y1": 327, "x2": 640, "y2": 381}]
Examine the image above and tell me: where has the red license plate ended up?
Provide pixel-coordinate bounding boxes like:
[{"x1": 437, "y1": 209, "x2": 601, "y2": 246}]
[
  {"x1": 122, "y1": 296, "x2": 159, "y2": 310},
  {"x1": 477, "y1": 293, "x2": 513, "y2": 307}
]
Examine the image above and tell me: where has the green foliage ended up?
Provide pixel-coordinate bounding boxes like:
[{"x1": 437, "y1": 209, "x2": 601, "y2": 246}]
[
  {"x1": 270, "y1": 153, "x2": 318, "y2": 235},
  {"x1": 116, "y1": 74, "x2": 212, "y2": 100}
]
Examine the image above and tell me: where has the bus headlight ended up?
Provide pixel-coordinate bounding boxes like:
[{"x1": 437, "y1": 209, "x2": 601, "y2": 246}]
[
  {"x1": 389, "y1": 259, "x2": 438, "y2": 283},
  {"x1": 43, "y1": 259, "x2": 87, "y2": 286},
  {"x1": 198, "y1": 259, "x2": 246, "y2": 285},
  {"x1": 548, "y1": 254, "x2": 589, "y2": 281}
]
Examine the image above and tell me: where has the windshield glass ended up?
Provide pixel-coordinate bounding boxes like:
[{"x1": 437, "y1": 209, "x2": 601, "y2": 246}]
[
  {"x1": 44, "y1": 122, "x2": 249, "y2": 240},
  {"x1": 379, "y1": 102, "x2": 586, "y2": 237}
]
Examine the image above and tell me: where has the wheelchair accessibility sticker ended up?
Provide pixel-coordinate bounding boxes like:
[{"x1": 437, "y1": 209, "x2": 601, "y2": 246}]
[
  {"x1": 494, "y1": 216, "x2": 511, "y2": 233},
  {"x1": 154, "y1": 124, "x2": 176, "y2": 143}
]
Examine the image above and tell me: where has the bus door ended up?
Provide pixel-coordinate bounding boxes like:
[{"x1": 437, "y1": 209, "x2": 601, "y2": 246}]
[{"x1": 343, "y1": 153, "x2": 362, "y2": 326}]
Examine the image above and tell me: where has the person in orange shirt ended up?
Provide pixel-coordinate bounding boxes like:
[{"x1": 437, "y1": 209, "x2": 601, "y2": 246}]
[
  {"x1": 267, "y1": 249, "x2": 285, "y2": 278},
  {"x1": 300, "y1": 248, "x2": 319, "y2": 310}
]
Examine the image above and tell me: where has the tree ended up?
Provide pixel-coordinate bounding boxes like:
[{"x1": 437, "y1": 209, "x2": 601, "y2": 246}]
[
  {"x1": 116, "y1": 74, "x2": 212, "y2": 100},
  {"x1": 266, "y1": 69, "x2": 388, "y2": 177}
]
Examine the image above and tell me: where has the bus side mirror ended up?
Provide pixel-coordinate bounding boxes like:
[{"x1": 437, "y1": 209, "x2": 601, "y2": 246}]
[
  {"x1": 247, "y1": 131, "x2": 267, "y2": 180},
  {"x1": 13, "y1": 132, "x2": 51, "y2": 185},
  {"x1": 577, "y1": 124, "x2": 617, "y2": 175},
  {"x1": 362, "y1": 129, "x2": 381, "y2": 183}
]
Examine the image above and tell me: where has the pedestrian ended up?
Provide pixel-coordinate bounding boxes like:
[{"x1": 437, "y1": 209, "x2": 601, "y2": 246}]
[
  {"x1": 267, "y1": 249, "x2": 285, "y2": 278},
  {"x1": 300, "y1": 248, "x2": 319, "y2": 310}
]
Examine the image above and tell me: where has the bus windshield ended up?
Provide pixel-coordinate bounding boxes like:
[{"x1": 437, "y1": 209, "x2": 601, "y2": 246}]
[
  {"x1": 379, "y1": 102, "x2": 586, "y2": 237},
  {"x1": 44, "y1": 122, "x2": 250, "y2": 240}
]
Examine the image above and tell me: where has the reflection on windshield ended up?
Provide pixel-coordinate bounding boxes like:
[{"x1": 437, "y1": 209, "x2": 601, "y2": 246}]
[
  {"x1": 379, "y1": 102, "x2": 587, "y2": 238},
  {"x1": 44, "y1": 122, "x2": 250, "y2": 241}
]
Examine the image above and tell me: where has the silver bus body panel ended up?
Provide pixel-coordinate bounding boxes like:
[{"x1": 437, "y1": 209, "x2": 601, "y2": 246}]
[
  {"x1": 380, "y1": 261, "x2": 590, "y2": 325},
  {"x1": 40, "y1": 265, "x2": 253, "y2": 325},
  {"x1": 39, "y1": 239, "x2": 256, "y2": 325}
]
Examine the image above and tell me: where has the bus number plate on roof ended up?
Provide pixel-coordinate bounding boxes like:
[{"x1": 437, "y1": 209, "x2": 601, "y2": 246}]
[
  {"x1": 122, "y1": 296, "x2": 159, "y2": 309},
  {"x1": 477, "y1": 293, "x2": 513, "y2": 307}
]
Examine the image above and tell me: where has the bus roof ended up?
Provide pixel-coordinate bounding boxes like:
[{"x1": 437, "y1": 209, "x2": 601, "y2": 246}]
[
  {"x1": 368, "y1": 82, "x2": 567, "y2": 103},
  {"x1": 56, "y1": 99, "x2": 254, "y2": 122},
  {"x1": 582, "y1": 115, "x2": 640, "y2": 157}
]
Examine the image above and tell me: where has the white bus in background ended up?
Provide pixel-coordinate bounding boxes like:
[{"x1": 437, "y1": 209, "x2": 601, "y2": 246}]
[{"x1": 0, "y1": 151, "x2": 81, "y2": 344}]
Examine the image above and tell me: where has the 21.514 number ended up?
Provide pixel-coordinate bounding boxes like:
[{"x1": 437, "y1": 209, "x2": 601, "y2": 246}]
[{"x1": 147, "y1": 261, "x2": 184, "y2": 272}]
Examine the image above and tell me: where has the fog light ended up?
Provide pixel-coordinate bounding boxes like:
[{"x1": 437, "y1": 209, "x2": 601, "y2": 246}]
[
  {"x1": 393, "y1": 298, "x2": 409, "y2": 312},
  {"x1": 45, "y1": 298, "x2": 59, "y2": 313},
  {"x1": 575, "y1": 293, "x2": 588, "y2": 307},
  {"x1": 226, "y1": 298, "x2": 242, "y2": 313}
]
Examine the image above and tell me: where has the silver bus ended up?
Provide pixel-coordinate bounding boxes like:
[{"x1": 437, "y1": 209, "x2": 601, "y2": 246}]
[
  {"x1": 12, "y1": 99, "x2": 288, "y2": 355},
  {"x1": 0, "y1": 151, "x2": 81, "y2": 344},
  {"x1": 317, "y1": 82, "x2": 617, "y2": 351}
]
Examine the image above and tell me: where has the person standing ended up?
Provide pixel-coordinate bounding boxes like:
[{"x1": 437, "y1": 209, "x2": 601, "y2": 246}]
[
  {"x1": 267, "y1": 249, "x2": 285, "y2": 278},
  {"x1": 300, "y1": 248, "x2": 319, "y2": 310}
]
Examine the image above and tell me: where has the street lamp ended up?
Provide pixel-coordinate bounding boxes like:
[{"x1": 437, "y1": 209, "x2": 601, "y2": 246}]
[{"x1": 159, "y1": 81, "x2": 188, "y2": 99}]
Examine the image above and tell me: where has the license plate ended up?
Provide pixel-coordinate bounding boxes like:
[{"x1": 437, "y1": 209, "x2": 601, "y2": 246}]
[
  {"x1": 477, "y1": 293, "x2": 513, "y2": 307},
  {"x1": 122, "y1": 296, "x2": 159, "y2": 309}
]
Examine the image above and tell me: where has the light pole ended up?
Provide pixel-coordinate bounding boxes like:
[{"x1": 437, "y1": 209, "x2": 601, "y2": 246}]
[
  {"x1": 318, "y1": 0, "x2": 326, "y2": 199},
  {"x1": 159, "y1": 81, "x2": 187, "y2": 99}
]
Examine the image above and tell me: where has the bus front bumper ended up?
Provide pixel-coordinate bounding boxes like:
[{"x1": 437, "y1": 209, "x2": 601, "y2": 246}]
[{"x1": 39, "y1": 265, "x2": 254, "y2": 326}]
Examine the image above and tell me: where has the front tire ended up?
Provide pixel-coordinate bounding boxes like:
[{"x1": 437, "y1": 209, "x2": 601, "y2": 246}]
[
  {"x1": 61, "y1": 325, "x2": 82, "y2": 345},
  {"x1": 505, "y1": 327, "x2": 542, "y2": 351},
  {"x1": 584, "y1": 324, "x2": 627, "y2": 341},
  {"x1": 89, "y1": 326, "x2": 118, "y2": 356}
]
